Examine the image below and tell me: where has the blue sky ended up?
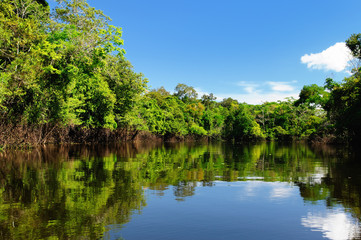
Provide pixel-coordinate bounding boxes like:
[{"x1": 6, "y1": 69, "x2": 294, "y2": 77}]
[{"x1": 50, "y1": 0, "x2": 360, "y2": 104}]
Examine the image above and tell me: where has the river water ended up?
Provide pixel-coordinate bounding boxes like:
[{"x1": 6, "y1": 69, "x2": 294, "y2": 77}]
[{"x1": 0, "y1": 142, "x2": 360, "y2": 239}]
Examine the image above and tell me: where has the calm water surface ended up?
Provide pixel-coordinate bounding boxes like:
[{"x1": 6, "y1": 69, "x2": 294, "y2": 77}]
[{"x1": 0, "y1": 142, "x2": 361, "y2": 239}]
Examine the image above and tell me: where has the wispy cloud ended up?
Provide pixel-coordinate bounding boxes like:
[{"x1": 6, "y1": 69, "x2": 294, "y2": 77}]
[
  {"x1": 301, "y1": 42, "x2": 353, "y2": 72},
  {"x1": 214, "y1": 80, "x2": 299, "y2": 104},
  {"x1": 267, "y1": 81, "x2": 295, "y2": 92},
  {"x1": 237, "y1": 81, "x2": 260, "y2": 94},
  {"x1": 195, "y1": 80, "x2": 299, "y2": 105}
]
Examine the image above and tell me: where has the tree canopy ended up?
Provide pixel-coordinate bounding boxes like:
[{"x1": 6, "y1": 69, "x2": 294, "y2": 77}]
[{"x1": 0, "y1": 0, "x2": 360, "y2": 145}]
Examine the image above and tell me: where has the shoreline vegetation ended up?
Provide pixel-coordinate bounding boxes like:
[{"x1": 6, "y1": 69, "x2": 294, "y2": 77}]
[{"x1": 1, "y1": 0, "x2": 361, "y2": 149}]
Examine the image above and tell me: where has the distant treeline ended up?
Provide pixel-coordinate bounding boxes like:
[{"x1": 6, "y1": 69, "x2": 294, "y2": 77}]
[{"x1": 0, "y1": 0, "x2": 360, "y2": 146}]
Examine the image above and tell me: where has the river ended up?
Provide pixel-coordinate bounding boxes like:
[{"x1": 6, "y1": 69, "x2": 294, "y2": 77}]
[{"x1": 0, "y1": 142, "x2": 360, "y2": 239}]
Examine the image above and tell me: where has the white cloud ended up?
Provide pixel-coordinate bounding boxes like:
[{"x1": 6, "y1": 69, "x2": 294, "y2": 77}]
[
  {"x1": 267, "y1": 81, "x2": 295, "y2": 92},
  {"x1": 301, "y1": 42, "x2": 353, "y2": 72}
]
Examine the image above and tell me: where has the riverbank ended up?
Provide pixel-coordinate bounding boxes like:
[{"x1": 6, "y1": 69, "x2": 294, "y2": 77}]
[
  {"x1": 1, "y1": 125, "x2": 342, "y2": 152},
  {"x1": 0, "y1": 124, "x2": 213, "y2": 149}
]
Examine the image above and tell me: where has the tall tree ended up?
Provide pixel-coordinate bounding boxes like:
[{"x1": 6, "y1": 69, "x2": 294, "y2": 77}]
[
  {"x1": 294, "y1": 84, "x2": 329, "y2": 109},
  {"x1": 346, "y1": 33, "x2": 361, "y2": 59},
  {"x1": 324, "y1": 33, "x2": 361, "y2": 143},
  {"x1": 0, "y1": 0, "x2": 50, "y2": 123},
  {"x1": 174, "y1": 83, "x2": 198, "y2": 102}
]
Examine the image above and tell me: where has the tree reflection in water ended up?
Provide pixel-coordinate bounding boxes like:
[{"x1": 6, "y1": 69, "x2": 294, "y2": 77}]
[{"x1": 0, "y1": 142, "x2": 360, "y2": 239}]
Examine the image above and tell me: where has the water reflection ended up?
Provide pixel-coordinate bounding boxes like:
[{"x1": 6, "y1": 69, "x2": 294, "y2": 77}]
[
  {"x1": 0, "y1": 142, "x2": 360, "y2": 239},
  {"x1": 270, "y1": 184, "x2": 295, "y2": 199},
  {"x1": 302, "y1": 210, "x2": 361, "y2": 240}
]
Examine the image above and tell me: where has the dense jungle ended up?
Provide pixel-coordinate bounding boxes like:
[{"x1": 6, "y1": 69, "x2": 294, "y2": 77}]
[{"x1": 1, "y1": 0, "x2": 361, "y2": 148}]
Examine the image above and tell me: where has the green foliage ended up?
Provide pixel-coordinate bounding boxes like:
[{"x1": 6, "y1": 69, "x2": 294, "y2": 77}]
[
  {"x1": 36, "y1": 0, "x2": 48, "y2": 7},
  {"x1": 174, "y1": 83, "x2": 198, "y2": 102},
  {"x1": 131, "y1": 95, "x2": 189, "y2": 136},
  {"x1": 0, "y1": 0, "x2": 146, "y2": 130},
  {"x1": 294, "y1": 84, "x2": 329, "y2": 108},
  {"x1": 346, "y1": 33, "x2": 361, "y2": 59},
  {"x1": 0, "y1": 0, "x2": 347, "y2": 143},
  {"x1": 201, "y1": 93, "x2": 217, "y2": 109},
  {"x1": 201, "y1": 106, "x2": 225, "y2": 138},
  {"x1": 251, "y1": 99, "x2": 327, "y2": 140},
  {"x1": 220, "y1": 97, "x2": 239, "y2": 109},
  {"x1": 102, "y1": 55, "x2": 148, "y2": 126},
  {"x1": 188, "y1": 123, "x2": 207, "y2": 135},
  {"x1": 0, "y1": 0, "x2": 49, "y2": 122},
  {"x1": 224, "y1": 104, "x2": 264, "y2": 141},
  {"x1": 325, "y1": 73, "x2": 361, "y2": 142},
  {"x1": 320, "y1": 33, "x2": 361, "y2": 143}
]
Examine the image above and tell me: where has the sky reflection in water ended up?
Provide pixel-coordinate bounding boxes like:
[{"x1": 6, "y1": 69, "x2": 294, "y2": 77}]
[
  {"x1": 107, "y1": 180, "x2": 361, "y2": 240},
  {"x1": 1, "y1": 142, "x2": 361, "y2": 240}
]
